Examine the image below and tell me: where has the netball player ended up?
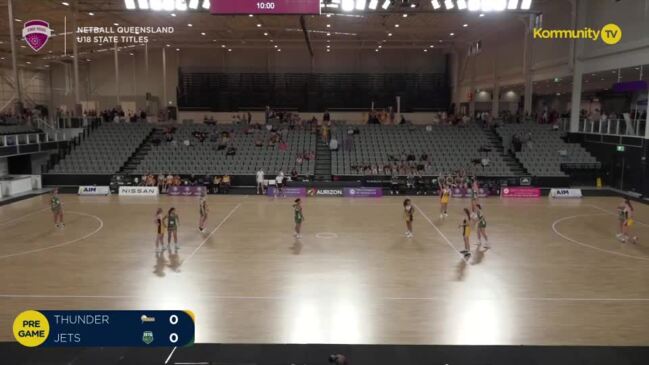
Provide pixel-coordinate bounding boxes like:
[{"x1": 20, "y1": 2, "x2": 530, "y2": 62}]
[
  {"x1": 470, "y1": 177, "x2": 480, "y2": 210},
  {"x1": 164, "y1": 207, "x2": 180, "y2": 251},
  {"x1": 198, "y1": 190, "x2": 208, "y2": 233},
  {"x1": 50, "y1": 188, "x2": 64, "y2": 229},
  {"x1": 403, "y1": 199, "x2": 414, "y2": 238},
  {"x1": 459, "y1": 208, "x2": 472, "y2": 258},
  {"x1": 293, "y1": 198, "x2": 304, "y2": 238},
  {"x1": 439, "y1": 181, "x2": 450, "y2": 219},
  {"x1": 475, "y1": 204, "x2": 489, "y2": 248},
  {"x1": 618, "y1": 199, "x2": 638, "y2": 244},
  {"x1": 155, "y1": 208, "x2": 165, "y2": 253}
]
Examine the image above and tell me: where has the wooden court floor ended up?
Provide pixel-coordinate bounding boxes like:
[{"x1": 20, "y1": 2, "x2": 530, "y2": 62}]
[{"x1": 1, "y1": 194, "x2": 649, "y2": 346}]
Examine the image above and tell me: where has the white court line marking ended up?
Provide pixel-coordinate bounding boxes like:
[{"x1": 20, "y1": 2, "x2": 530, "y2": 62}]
[
  {"x1": 183, "y1": 203, "x2": 242, "y2": 264},
  {"x1": 165, "y1": 346, "x2": 177, "y2": 364},
  {"x1": 413, "y1": 203, "x2": 468, "y2": 262},
  {"x1": 0, "y1": 207, "x2": 49, "y2": 227},
  {"x1": 551, "y1": 213, "x2": 649, "y2": 262},
  {"x1": 175, "y1": 362, "x2": 209, "y2": 365},
  {"x1": 589, "y1": 204, "x2": 649, "y2": 228},
  {"x1": 0, "y1": 211, "x2": 104, "y2": 260},
  {"x1": 2, "y1": 293, "x2": 649, "y2": 302}
]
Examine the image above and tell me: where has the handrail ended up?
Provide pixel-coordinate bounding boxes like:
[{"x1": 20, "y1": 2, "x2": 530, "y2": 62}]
[
  {"x1": 0, "y1": 130, "x2": 76, "y2": 147},
  {"x1": 576, "y1": 118, "x2": 645, "y2": 137}
]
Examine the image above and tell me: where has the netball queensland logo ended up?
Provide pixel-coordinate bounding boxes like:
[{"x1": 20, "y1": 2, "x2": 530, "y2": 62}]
[{"x1": 22, "y1": 20, "x2": 52, "y2": 52}]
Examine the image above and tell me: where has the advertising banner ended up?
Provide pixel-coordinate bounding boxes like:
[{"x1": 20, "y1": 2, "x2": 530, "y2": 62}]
[
  {"x1": 550, "y1": 188, "x2": 583, "y2": 198},
  {"x1": 78, "y1": 186, "x2": 110, "y2": 196},
  {"x1": 266, "y1": 186, "x2": 307, "y2": 197},
  {"x1": 451, "y1": 188, "x2": 489, "y2": 198},
  {"x1": 118, "y1": 186, "x2": 159, "y2": 196},
  {"x1": 167, "y1": 186, "x2": 206, "y2": 197},
  {"x1": 307, "y1": 188, "x2": 344, "y2": 197},
  {"x1": 501, "y1": 187, "x2": 541, "y2": 198},
  {"x1": 343, "y1": 187, "x2": 383, "y2": 198}
]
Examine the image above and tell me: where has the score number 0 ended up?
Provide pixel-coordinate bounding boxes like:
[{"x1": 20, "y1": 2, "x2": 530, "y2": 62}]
[
  {"x1": 169, "y1": 315, "x2": 178, "y2": 344},
  {"x1": 257, "y1": 2, "x2": 276, "y2": 10}
]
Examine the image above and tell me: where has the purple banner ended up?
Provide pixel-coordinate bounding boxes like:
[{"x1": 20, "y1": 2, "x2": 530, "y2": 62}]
[
  {"x1": 211, "y1": 0, "x2": 321, "y2": 15},
  {"x1": 167, "y1": 186, "x2": 206, "y2": 197},
  {"x1": 343, "y1": 187, "x2": 383, "y2": 198},
  {"x1": 266, "y1": 186, "x2": 307, "y2": 197},
  {"x1": 613, "y1": 80, "x2": 648, "y2": 93}
]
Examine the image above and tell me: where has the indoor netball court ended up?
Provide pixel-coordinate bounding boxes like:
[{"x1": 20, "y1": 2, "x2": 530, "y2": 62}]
[{"x1": 2, "y1": 194, "x2": 649, "y2": 347}]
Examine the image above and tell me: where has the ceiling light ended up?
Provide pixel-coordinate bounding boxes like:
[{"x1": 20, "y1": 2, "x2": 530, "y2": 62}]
[
  {"x1": 137, "y1": 0, "x2": 150, "y2": 9},
  {"x1": 444, "y1": 0, "x2": 455, "y2": 9},
  {"x1": 221, "y1": 44, "x2": 226, "y2": 47},
  {"x1": 176, "y1": 0, "x2": 188, "y2": 11},
  {"x1": 15, "y1": 18, "x2": 22, "y2": 22},
  {"x1": 381, "y1": 0, "x2": 390, "y2": 9},
  {"x1": 228, "y1": 48, "x2": 232, "y2": 52},
  {"x1": 424, "y1": 49, "x2": 428, "y2": 52},
  {"x1": 341, "y1": 0, "x2": 354, "y2": 11},
  {"x1": 431, "y1": 0, "x2": 441, "y2": 10},
  {"x1": 463, "y1": 23, "x2": 468, "y2": 27},
  {"x1": 162, "y1": 0, "x2": 175, "y2": 11},
  {"x1": 387, "y1": 32, "x2": 392, "y2": 36},
  {"x1": 450, "y1": 32, "x2": 455, "y2": 36},
  {"x1": 201, "y1": 32, "x2": 206, "y2": 35},
  {"x1": 88, "y1": 12, "x2": 95, "y2": 16},
  {"x1": 410, "y1": 3, "x2": 416, "y2": 7},
  {"x1": 479, "y1": 12, "x2": 485, "y2": 16},
  {"x1": 114, "y1": 23, "x2": 119, "y2": 26},
  {"x1": 394, "y1": 24, "x2": 400, "y2": 28},
  {"x1": 201, "y1": 0, "x2": 210, "y2": 10},
  {"x1": 375, "y1": 49, "x2": 379, "y2": 52},
  {"x1": 402, "y1": 13, "x2": 408, "y2": 17},
  {"x1": 429, "y1": 45, "x2": 434, "y2": 48},
  {"x1": 355, "y1": 0, "x2": 366, "y2": 10},
  {"x1": 468, "y1": 0, "x2": 480, "y2": 11},
  {"x1": 327, "y1": 24, "x2": 331, "y2": 27},
  {"x1": 187, "y1": 23, "x2": 193, "y2": 27},
  {"x1": 62, "y1": 1, "x2": 70, "y2": 5},
  {"x1": 277, "y1": 48, "x2": 281, "y2": 52},
  {"x1": 520, "y1": 0, "x2": 532, "y2": 10},
  {"x1": 176, "y1": 48, "x2": 180, "y2": 51},
  {"x1": 166, "y1": 44, "x2": 170, "y2": 47},
  {"x1": 171, "y1": 12, "x2": 176, "y2": 16},
  {"x1": 274, "y1": 45, "x2": 278, "y2": 48},
  {"x1": 456, "y1": 0, "x2": 467, "y2": 9},
  {"x1": 327, "y1": 49, "x2": 331, "y2": 52},
  {"x1": 327, "y1": 32, "x2": 331, "y2": 36},
  {"x1": 249, "y1": 14, "x2": 254, "y2": 17},
  {"x1": 263, "y1": 32, "x2": 269, "y2": 36},
  {"x1": 507, "y1": 0, "x2": 518, "y2": 9},
  {"x1": 369, "y1": 0, "x2": 378, "y2": 9},
  {"x1": 188, "y1": 0, "x2": 199, "y2": 9},
  {"x1": 26, "y1": 61, "x2": 31, "y2": 64},
  {"x1": 493, "y1": 0, "x2": 507, "y2": 11},
  {"x1": 378, "y1": 45, "x2": 382, "y2": 48},
  {"x1": 326, "y1": 13, "x2": 332, "y2": 17},
  {"x1": 129, "y1": 52, "x2": 134, "y2": 55},
  {"x1": 256, "y1": 23, "x2": 262, "y2": 27}
]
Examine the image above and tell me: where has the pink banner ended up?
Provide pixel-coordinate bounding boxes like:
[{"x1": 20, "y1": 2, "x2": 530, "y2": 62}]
[{"x1": 501, "y1": 187, "x2": 541, "y2": 198}]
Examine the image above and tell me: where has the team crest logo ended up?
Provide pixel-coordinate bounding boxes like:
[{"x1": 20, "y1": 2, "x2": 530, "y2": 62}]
[
  {"x1": 22, "y1": 20, "x2": 52, "y2": 52},
  {"x1": 142, "y1": 331, "x2": 154, "y2": 345}
]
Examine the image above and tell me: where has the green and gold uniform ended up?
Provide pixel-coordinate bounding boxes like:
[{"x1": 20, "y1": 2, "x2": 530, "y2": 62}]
[
  {"x1": 294, "y1": 205, "x2": 303, "y2": 224},
  {"x1": 50, "y1": 196, "x2": 61, "y2": 212},
  {"x1": 167, "y1": 213, "x2": 179, "y2": 231}
]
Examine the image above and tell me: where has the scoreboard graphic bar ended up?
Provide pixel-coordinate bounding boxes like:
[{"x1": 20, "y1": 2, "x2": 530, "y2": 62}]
[
  {"x1": 210, "y1": 0, "x2": 321, "y2": 15},
  {"x1": 13, "y1": 310, "x2": 195, "y2": 347}
]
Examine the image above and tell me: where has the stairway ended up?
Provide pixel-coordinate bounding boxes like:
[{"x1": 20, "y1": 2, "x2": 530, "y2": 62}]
[
  {"x1": 314, "y1": 138, "x2": 332, "y2": 181},
  {"x1": 119, "y1": 128, "x2": 159, "y2": 174},
  {"x1": 483, "y1": 128, "x2": 528, "y2": 176}
]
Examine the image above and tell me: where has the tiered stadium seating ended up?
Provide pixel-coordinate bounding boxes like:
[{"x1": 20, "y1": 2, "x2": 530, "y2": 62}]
[
  {"x1": 50, "y1": 123, "x2": 152, "y2": 174},
  {"x1": 496, "y1": 123, "x2": 600, "y2": 177},
  {"x1": 330, "y1": 124, "x2": 514, "y2": 176},
  {"x1": 0, "y1": 125, "x2": 38, "y2": 135},
  {"x1": 133, "y1": 124, "x2": 316, "y2": 176}
]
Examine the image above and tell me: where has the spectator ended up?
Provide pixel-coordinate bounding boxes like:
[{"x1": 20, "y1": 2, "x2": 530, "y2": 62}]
[
  {"x1": 220, "y1": 174, "x2": 231, "y2": 194},
  {"x1": 226, "y1": 146, "x2": 237, "y2": 156},
  {"x1": 256, "y1": 168, "x2": 265, "y2": 195},
  {"x1": 291, "y1": 168, "x2": 299, "y2": 181},
  {"x1": 329, "y1": 136, "x2": 338, "y2": 151}
]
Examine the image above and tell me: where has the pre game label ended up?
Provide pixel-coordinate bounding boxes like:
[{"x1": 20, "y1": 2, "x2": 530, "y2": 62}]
[{"x1": 13, "y1": 310, "x2": 194, "y2": 347}]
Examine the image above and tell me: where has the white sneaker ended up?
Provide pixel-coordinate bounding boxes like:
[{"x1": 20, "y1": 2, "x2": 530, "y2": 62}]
[{"x1": 483, "y1": 242, "x2": 490, "y2": 249}]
